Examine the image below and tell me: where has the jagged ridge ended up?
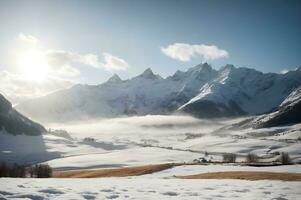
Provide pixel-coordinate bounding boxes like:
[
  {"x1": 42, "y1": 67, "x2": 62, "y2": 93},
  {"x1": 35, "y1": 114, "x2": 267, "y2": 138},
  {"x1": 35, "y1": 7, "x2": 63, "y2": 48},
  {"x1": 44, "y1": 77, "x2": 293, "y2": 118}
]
[{"x1": 16, "y1": 63, "x2": 301, "y2": 122}]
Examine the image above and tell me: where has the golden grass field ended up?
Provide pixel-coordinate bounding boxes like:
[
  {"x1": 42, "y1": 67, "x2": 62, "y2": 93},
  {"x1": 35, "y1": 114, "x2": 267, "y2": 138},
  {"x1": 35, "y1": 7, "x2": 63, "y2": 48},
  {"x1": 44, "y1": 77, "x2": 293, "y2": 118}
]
[
  {"x1": 53, "y1": 163, "x2": 301, "y2": 181},
  {"x1": 176, "y1": 171, "x2": 301, "y2": 181},
  {"x1": 53, "y1": 163, "x2": 179, "y2": 178}
]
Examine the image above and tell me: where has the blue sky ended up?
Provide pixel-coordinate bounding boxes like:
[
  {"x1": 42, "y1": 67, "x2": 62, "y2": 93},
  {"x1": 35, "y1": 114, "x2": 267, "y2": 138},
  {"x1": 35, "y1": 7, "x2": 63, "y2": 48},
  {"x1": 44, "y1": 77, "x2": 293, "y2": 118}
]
[{"x1": 0, "y1": 0, "x2": 300, "y2": 86}]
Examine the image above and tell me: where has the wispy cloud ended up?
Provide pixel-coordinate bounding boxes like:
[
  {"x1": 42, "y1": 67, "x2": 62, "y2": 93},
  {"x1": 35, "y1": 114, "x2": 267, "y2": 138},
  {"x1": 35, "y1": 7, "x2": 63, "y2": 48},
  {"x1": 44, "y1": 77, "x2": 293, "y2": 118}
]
[
  {"x1": 2, "y1": 33, "x2": 130, "y2": 101},
  {"x1": 18, "y1": 32, "x2": 39, "y2": 45},
  {"x1": 103, "y1": 53, "x2": 129, "y2": 71},
  {"x1": 161, "y1": 43, "x2": 229, "y2": 62},
  {"x1": 45, "y1": 50, "x2": 129, "y2": 76},
  {"x1": 45, "y1": 50, "x2": 87, "y2": 77},
  {"x1": 15, "y1": 33, "x2": 130, "y2": 77}
]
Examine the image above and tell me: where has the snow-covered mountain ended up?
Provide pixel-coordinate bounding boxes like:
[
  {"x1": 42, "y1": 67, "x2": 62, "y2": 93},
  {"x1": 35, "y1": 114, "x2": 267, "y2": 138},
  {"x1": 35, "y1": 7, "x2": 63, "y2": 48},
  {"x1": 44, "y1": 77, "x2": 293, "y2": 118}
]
[
  {"x1": 16, "y1": 63, "x2": 216, "y2": 122},
  {"x1": 0, "y1": 93, "x2": 46, "y2": 135},
  {"x1": 16, "y1": 63, "x2": 301, "y2": 122},
  {"x1": 179, "y1": 65, "x2": 301, "y2": 117},
  {"x1": 248, "y1": 85, "x2": 301, "y2": 128}
]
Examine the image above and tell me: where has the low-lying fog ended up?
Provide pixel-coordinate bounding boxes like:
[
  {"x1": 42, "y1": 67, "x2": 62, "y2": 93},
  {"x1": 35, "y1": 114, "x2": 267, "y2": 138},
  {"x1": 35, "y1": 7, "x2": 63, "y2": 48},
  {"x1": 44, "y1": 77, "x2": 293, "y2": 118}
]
[
  {"x1": 42, "y1": 115, "x2": 245, "y2": 169},
  {"x1": 7, "y1": 115, "x2": 299, "y2": 167},
  {"x1": 50, "y1": 115, "x2": 231, "y2": 134},
  {"x1": 48, "y1": 115, "x2": 241, "y2": 144}
]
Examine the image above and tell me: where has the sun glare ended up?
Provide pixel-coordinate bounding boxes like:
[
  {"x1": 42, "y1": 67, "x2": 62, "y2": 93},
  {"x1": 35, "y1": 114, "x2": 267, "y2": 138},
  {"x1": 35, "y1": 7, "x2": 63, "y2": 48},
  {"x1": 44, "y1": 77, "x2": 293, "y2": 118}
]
[{"x1": 18, "y1": 48, "x2": 49, "y2": 80}]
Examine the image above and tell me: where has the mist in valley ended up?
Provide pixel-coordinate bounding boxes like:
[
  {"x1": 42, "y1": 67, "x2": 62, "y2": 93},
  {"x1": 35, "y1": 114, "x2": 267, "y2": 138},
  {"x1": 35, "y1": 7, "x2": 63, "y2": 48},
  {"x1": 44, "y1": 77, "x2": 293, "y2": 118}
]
[{"x1": 48, "y1": 115, "x2": 239, "y2": 142}]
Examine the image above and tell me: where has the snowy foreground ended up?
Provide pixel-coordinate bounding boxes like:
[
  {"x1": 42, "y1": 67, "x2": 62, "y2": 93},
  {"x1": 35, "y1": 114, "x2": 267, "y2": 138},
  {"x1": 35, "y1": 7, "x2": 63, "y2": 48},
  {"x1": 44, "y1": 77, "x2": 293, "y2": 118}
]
[
  {"x1": 1, "y1": 165, "x2": 301, "y2": 199},
  {"x1": 1, "y1": 164, "x2": 301, "y2": 199},
  {"x1": 1, "y1": 176, "x2": 301, "y2": 200}
]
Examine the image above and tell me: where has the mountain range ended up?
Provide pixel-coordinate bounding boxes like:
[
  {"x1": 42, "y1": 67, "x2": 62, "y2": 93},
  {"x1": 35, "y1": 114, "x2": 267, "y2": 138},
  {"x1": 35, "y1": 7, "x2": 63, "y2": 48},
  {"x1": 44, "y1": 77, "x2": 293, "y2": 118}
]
[{"x1": 16, "y1": 63, "x2": 301, "y2": 123}]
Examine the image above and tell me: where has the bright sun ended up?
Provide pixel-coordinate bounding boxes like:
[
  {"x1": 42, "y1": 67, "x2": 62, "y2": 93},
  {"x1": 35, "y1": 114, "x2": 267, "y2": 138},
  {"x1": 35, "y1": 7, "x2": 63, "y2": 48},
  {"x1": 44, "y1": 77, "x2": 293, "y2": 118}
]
[{"x1": 18, "y1": 48, "x2": 49, "y2": 80}]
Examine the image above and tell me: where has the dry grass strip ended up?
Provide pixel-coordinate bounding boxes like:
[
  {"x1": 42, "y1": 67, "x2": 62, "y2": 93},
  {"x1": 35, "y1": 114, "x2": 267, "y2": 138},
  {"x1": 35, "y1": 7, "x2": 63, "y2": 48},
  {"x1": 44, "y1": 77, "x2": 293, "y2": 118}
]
[
  {"x1": 53, "y1": 163, "x2": 178, "y2": 178},
  {"x1": 176, "y1": 171, "x2": 301, "y2": 181}
]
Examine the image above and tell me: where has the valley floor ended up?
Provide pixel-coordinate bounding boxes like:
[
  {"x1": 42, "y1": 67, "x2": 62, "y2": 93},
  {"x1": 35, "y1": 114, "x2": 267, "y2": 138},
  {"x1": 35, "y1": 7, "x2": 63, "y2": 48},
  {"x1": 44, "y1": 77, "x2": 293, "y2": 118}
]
[
  {"x1": 1, "y1": 115, "x2": 301, "y2": 199},
  {"x1": 3, "y1": 115, "x2": 301, "y2": 170}
]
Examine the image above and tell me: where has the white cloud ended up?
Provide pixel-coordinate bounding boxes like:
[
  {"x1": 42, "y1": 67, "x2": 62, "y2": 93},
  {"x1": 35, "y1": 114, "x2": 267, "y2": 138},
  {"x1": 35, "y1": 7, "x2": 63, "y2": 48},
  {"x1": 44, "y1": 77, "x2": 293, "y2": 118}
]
[
  {"x1": 15, "y1": 33, "x2": 130, "y2": 78},
  {"x1": 45, "y1": 50, "x2": 129, "y2": 76},
  {"x1": 2, "y1": 33, "x2": 130, "y2": 103},
  {"x1": 102, "y1": 53, "x2": 129, "y2": 71},
  {"x1": 18, "y1": 32, "x2": 39, "y2": 45},
  {"x1": 78, "y1": 54, "x2": 100, "y2": 68},
  {"x1": 0, "y1": 71, "x2": 75, "y2": 104},
  {"x1": 161, "y1": 43, "x2": 229, "y2": 62},
  {"x1": 45, "y1": 50, "x2": 82, "y2": 77}
]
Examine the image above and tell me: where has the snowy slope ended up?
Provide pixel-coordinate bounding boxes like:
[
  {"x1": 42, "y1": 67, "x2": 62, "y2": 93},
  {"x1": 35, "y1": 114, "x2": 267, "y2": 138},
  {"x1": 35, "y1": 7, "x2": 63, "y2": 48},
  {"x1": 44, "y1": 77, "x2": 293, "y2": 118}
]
[
  {"x1": 280, "y1": 85, "x2": 301, "y2": 107},
  {"x1": 16, "y1": 64, "x2": 301, "y2": 122},
  {"x1": 0, "y1": 93, "x2": 45, "y2": 136},
  {"x1": 142, "y1": 164, "x2": 301, "y2": 178},
  {"x1": 247, "y1": 85, "x2": 301, "y2": 128},
  {"x1": 179, "y1": 66, "x2": 301, "y2": 117}
]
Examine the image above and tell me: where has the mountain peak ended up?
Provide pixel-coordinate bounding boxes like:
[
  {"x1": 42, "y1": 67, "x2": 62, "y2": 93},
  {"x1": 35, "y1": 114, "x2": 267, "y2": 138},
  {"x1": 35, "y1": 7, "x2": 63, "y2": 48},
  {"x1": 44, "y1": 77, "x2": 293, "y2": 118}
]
[
  {"x1": 219, "y1": 64, "x2": 235, "y2": 73},
  {"x1": 107, "y1": 74, "x2": 122, "y2": 83},
  {"x1": 200, "y1": 62, "x2": 213, "y2": 72},
  {"x1": 188, "y1": 62, "x2": 213, "y2": 73},
  {"x1": 142, "y1": 68, "x2": 154, "y2": 75},
  {"x1": 296, "y1": 66, "x2": 301, "y2": 72},
  {"x1": 201, "y1": 62, "x2": 211, "y2": 68},
  {"x1": 224, "y1": 64, "x2": 235, "y2": 69},
  {"x1": 137, "y1": 68, "x2": 162, "y2": 79}
]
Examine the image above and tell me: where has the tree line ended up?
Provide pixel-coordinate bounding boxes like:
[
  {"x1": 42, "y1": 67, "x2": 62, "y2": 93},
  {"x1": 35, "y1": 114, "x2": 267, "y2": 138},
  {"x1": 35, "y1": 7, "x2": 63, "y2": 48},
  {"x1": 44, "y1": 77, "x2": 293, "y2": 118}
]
[
  {"x1": 222, "y1": 152, "x2": 292, "y2": 164},
  {"x1": 0, "y1": 163, "x2": 52, "y2": 178}
]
